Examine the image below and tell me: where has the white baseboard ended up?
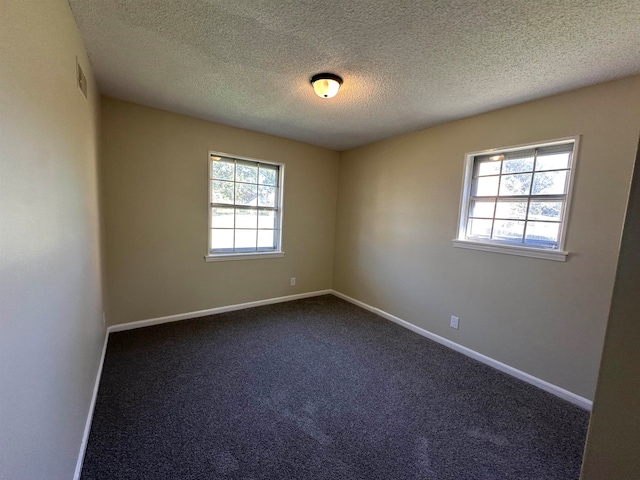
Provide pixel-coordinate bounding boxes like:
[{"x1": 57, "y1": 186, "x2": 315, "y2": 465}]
[
  {"x1": 74, "y1": 329, "x2": 109, "y2": 480},
  {"x1": 108, "y1": 290, "x2": 332, "y2": 333},
  {"x1": 331, "y1": 290, "x2": 593, "y2": 411}
]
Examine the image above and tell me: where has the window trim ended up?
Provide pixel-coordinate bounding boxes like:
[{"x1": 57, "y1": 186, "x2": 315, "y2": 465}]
[
  {"x1": 453, "y1": 135, "x2": 580, "y2": 261},
  {"x1": 205, "y1": 151, "x2": 285, "y2": 262}
]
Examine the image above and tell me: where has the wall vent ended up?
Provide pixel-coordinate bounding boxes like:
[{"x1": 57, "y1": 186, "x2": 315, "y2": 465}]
[{"x1": 77, "y1": 58, "x2": 87, "y2": 99}]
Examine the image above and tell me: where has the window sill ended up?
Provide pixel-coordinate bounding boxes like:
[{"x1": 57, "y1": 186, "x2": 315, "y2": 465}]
[
  {"x1": 452, "y1": 239, "x2": 568, "y2": 262},
  {"x1": 204, "y1": 251, "x2": 285, "y2": 262}
]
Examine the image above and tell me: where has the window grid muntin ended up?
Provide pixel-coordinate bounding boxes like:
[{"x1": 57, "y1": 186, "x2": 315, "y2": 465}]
[
  {"x1": 209, "y1": 154, "x2": 281, "y2": 254},
  {"x1": 465, "y1": 145, "x2": 573, "y2": 249}
]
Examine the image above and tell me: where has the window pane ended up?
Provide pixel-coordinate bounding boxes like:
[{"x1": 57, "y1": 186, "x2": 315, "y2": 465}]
[
  {"x1": 502, "y1": 156, "x2": 534, "y2": 174},
  {"x1": 459, "y1": 142, "x2": 574, "y2": 254},
  {"x1": 235, "y1": 209, "x2": 257, "y2": 229},
  {"x1": 257, "y1": 230, "x2": 275, "y2": 249},
  {"x1": 467, "y1": 218, "x2": 492, "y2": 238},
  {"x1": 492, "y1": 220, "x2": 525, "y2": 242},
  {"x1": 211, "y1": 159, "x2": 234, "y2": 180},
  {"x1": 259, "y1": 166, "x2": 278, "y2": 186},
  {"x1": 209, "y1": 156, "x2": 280, "y2": 255},
  {"x1": 211, "y1": 180, "x2": 234, "y2": 204},
  {"x1": 535, "y1": 152, "x2": 571, "y2": 171},
  {"x1": 469, "y1": 199, "x2": 495, "y2": 218},
  {"x1": 211, "y1": 229, "x2": 233, "y2": 250},
  {"x1": 235, "y1": 183, "x2": 257, "y2": 206},
  {"x1": 235, "y1": 229, "x2": 257, "y2": 249},
  {"x1": 236, "y1": 162, "x2": 258, "y2": 184},
  {"x1": 525, "y1": 222, "x2": 560, "y2": 248},
  {"x1": 532, "y1": 170, "x2": 568, "y2": 195},
  {"x1": 475, "y1": 160, "x2": 501, "y2": 176},
  {"x1": 495, "y1": 200, "x2": 527, "y2": 219},
  {"x1": 211, "y1": 207, "x2": 234, "y2": 228},
  {"x1": 258, "y1": 210, "x2": 276, "y2": 229},
  {"x1": 528, "y1": 201, "x2": 563, "y2": 221},
  {"x1": 258, "y1": 185, "x2": 276, "y2": 207},
  {"x1": 472, "y1": 176, "x2": 499, "y2": 196},
  {"x1": 499, "y1": 173, "x2": 532, "y2": 196}
]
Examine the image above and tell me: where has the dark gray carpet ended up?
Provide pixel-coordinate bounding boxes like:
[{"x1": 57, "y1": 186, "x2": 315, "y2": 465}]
[{"x1": 81, "y1": 295, "x2": 589, "y2": 479}]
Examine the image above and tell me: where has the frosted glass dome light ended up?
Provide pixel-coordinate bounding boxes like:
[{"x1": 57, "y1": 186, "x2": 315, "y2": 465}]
[{"x1": 310, "y1": 73, "x2": 343, "y2": 98}]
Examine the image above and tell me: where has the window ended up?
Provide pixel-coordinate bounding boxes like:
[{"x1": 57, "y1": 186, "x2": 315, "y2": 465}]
[
  {"x1": 206, "y1": 153, "x2": 284, "y2": 261},
  {"x1": 453, "y1": 137, "x2": 579, "y2": 261}
]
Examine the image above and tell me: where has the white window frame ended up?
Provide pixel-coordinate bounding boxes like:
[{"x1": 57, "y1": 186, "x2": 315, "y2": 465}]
[
  {"x1": 205, "y1": 151, "x2": 285, "y2": 262},
  {"x1": 453, "y1": 136, "x2": 580, "y2": 261}
]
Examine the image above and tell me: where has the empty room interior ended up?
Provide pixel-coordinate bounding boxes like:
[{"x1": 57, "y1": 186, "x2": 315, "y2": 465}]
[{"x1": 2, "y1": 1, "x2": 640, "y2": 479}]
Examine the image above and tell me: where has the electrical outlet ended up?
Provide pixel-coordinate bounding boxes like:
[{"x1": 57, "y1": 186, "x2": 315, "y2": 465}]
[
  {"x1": 450, "y1": 315, "x2": 459, "y2": 329},
  {"x1": 102, "y1": 312, "x2": 106, "y2": 326},
  {"x1": 290, "y1": 277, "x2": 296, "y2": 286}
]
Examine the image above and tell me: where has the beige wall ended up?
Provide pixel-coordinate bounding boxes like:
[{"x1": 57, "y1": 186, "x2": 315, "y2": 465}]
[
  {"x1": 100, "y1": 97, "x2": 339, "y2": 325},
  {"x1": 0, "y1": 1, "x2": 104, "y2": 479},
  {"x1": 334, "y1": 76, "x2": 640, "y2": 400},
  {"x1": 580, "y1": 139, "x2": 640, "y2": 478}
]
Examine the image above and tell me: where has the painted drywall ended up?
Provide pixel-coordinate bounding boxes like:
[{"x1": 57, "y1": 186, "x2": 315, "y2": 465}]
[
  {"x1": 334, "y1": 75, "x2": 640, "y2": 400},
  {"x1": 100, "y1": 97, "x2": 339, "y2": 325},
  {"x1": 0, "y1": 1, "x2": 105, "y2": 479},
  {"x1": 580, "y1": 139, "x2": 640, "y2": 478}
]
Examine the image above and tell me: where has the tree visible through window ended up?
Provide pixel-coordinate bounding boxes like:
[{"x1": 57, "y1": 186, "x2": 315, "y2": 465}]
[
  {"x1": 455, "y1": 138, "x2": 578, "y2": 259},
  {"x1": 208, "y1": 154, "x2": 282, "y2": 255}
]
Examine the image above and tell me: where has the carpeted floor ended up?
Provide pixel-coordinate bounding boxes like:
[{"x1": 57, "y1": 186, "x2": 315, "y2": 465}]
[{"x1": 81, "y1": 295, "x2": 589, "y2": 479}]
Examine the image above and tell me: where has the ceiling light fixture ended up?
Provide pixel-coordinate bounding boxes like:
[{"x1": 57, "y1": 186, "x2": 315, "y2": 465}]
[{"x1": 310, "y1": 73, "x2": 343, "y2": 98}]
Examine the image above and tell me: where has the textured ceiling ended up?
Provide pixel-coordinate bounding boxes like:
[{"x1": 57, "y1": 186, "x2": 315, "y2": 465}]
[{"x1": 69, "y1": 0, "x2": 640, "y2": 151}]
